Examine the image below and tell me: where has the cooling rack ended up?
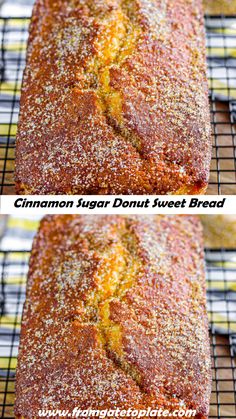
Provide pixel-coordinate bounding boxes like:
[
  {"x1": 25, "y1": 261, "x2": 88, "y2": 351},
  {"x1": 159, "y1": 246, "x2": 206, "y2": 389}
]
[
  {"x1": 0, "y1": 248, "x2": 234, "y2": 418},
  {"x1": 0, "y1": 15, "x2": 235, "y2": 194}
]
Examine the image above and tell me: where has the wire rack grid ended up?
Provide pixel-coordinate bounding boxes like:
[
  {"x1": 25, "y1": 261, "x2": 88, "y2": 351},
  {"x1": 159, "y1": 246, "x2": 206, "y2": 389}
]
[
  {"x1": 0, "y1": 15, "x2": 235, "y2": 194},
  {"x1": 0, "y1": 248, "x2": 234, "y2": 418}
]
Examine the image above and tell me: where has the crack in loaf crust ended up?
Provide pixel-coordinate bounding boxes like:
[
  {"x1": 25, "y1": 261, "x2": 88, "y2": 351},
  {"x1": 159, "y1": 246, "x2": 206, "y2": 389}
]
[
  {"x1": 15, "y1": 215, "x2": 212, "y2": 418},
  {"x1": 15, "y1": 0, "x2": 211, "y2": 195}
]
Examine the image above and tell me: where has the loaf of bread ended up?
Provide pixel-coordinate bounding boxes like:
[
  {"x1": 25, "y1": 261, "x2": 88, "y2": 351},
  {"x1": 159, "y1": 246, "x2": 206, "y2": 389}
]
[
  {"x1": 15, "y1": 215, "x2": 211, "y2": 418},
  {"x1": 204, "y1": 0, "x2": 236, "y2": 15},
  {"x1": 15, "y1": 0, "x2": 211, "y2": 195}
]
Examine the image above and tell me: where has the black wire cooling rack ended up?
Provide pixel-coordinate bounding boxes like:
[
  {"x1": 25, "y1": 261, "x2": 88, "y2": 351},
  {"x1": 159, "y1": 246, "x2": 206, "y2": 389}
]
[
  {"x1": 0, "y1": 248, "x2": 234, "y2": 418},
  {"x1": 0, "y1": 15, "x2": 235, "y2": 194}
]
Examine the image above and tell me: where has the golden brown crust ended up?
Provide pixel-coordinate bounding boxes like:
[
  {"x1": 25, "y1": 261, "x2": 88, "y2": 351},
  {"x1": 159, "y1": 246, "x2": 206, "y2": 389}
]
[
  {"x1": 15, "y1": 0, "x2": 211, "y2": 195},
  {"x1": 15, "y1": 215, "x2": 211, "y2": 418}
]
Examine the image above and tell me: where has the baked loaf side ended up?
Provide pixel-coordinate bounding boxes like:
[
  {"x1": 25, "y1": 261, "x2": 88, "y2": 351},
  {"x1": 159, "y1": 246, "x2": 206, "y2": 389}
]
[
  {"x1": 15, "y1": 0, "x2": 211, "y2": 194},
  {"x1": 15, "y1": 215, "x2": 212, "y2": 418}
]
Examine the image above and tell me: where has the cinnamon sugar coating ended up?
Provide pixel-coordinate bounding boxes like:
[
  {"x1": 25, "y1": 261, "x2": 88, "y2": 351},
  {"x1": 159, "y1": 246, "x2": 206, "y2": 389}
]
[
  {"x1": 15, "y1": 0, "x2": 211, "y2": 194},
  {"x1": 15, "y1": 215, "x2": 212, "y2": 418}
]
